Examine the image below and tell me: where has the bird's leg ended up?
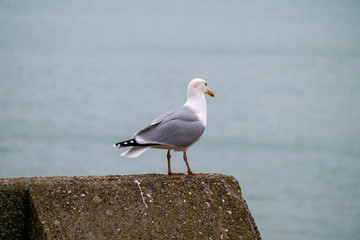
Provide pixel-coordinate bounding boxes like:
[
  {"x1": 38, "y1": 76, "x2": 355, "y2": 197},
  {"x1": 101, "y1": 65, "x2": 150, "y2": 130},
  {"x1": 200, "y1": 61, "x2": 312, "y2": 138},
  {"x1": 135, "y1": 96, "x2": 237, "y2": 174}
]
[
  {"x1": 183, "y1": 151, "x2": 202, "y2": 175},
  {"x1": 167, "y1": 150, "x2": 172, "y2": 174},
  {"x1": 167, "y1": 150, "x2": 184, "y2": 175}
]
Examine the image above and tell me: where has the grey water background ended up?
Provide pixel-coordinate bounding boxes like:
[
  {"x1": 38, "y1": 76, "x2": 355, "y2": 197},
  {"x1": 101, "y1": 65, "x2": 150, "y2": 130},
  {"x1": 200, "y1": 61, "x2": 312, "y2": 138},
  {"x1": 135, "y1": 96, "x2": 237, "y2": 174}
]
[{"x1": 1, "y1": 0, "x2": 359, "y2": 239}]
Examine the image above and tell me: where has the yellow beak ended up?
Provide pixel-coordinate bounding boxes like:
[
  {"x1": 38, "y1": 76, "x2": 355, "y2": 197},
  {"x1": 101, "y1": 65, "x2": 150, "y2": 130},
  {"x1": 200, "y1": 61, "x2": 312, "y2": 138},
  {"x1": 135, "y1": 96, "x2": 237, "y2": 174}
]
[{"x1": 207, "y1": 89, "x2": 215, "y2": 97}]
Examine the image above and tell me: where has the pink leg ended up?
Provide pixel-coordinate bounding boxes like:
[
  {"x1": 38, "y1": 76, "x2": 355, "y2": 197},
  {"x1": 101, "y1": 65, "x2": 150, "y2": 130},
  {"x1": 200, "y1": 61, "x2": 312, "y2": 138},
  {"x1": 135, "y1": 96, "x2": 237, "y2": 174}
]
[
  {"x1": 167, "y1": 150, "x2": 185, "y2": 175},
  {"x1": 183, "y1": 151, "x2": 202, "y2": 175}
]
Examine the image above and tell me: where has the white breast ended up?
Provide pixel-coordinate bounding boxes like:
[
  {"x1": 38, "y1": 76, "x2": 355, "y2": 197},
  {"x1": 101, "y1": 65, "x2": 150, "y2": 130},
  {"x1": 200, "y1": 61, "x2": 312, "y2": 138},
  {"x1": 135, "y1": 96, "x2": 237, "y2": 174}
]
[{"x1": 184, "y1": 94, "x2": 207, "y2": 127}]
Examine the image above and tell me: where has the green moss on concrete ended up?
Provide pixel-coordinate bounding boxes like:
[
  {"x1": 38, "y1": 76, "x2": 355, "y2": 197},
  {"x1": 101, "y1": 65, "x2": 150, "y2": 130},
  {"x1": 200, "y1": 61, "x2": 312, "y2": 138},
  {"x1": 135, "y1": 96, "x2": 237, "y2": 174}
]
[{"x1": 0, "y1": 174, "x2": 261, "y2": 240}]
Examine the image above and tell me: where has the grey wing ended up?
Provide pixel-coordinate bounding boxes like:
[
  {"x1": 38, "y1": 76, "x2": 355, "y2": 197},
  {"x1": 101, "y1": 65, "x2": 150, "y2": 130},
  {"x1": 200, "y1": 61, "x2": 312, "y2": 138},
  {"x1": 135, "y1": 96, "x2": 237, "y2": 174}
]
[
  {"x1": 134, "y1": 110, "x2": 175, "y2": 136},
  {"x1": 135, "y1": 106, "x2": 205, "y2": 148}
]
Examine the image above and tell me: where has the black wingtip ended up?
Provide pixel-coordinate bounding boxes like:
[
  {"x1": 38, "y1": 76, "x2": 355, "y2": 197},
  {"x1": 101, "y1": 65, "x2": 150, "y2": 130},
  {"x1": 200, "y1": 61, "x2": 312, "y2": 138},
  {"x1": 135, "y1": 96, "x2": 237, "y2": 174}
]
[{"x1": 113, "y1": 139, "x2": 138, "y2": 149}]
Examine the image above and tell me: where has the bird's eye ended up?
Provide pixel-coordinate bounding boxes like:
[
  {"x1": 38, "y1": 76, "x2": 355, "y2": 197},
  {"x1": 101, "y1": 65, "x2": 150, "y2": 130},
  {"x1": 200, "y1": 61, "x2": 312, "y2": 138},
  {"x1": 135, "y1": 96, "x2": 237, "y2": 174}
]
[{"x1": 204, "y1": 82, "x2": 208, "y2": 86}]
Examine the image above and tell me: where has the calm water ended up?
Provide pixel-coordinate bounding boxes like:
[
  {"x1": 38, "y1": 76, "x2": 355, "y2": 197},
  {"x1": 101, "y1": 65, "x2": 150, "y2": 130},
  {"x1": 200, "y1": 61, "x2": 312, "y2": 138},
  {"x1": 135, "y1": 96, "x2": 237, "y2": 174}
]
[{"x1": 1, "y1": 1, "x2": 359, "y2": 239}]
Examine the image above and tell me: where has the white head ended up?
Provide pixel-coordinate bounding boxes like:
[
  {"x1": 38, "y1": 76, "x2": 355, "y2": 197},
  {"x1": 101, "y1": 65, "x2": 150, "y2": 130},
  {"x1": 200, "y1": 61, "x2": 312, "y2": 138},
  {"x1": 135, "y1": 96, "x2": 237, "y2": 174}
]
[
  {"x1": 187, "y1": 78, "x2": 215, "y2": 99},
  {"x1": 185, "y1": 78, "x2": 214, "y2": 127}
]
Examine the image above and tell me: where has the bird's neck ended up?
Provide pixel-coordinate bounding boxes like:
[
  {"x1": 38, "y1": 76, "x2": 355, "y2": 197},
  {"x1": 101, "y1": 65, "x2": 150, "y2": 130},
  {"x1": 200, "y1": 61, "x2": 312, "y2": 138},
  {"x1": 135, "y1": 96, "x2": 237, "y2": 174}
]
[{"x1": 184, "y1": 92, "x2": 207, "y2": 127}]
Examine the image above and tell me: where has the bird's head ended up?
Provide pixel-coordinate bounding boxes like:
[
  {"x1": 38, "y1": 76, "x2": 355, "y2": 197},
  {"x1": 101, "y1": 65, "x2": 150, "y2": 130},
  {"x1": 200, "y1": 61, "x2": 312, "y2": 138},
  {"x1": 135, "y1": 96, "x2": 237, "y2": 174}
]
[{"x1": 188, "y1": 78, "x2": 215, "y2": 98}]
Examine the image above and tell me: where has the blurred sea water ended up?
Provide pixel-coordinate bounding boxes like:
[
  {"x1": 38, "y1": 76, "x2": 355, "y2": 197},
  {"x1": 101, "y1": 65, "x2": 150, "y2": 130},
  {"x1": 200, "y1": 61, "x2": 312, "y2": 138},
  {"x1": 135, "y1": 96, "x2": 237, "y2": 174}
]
[{"x1": 1, "y1": 1, "x2": 359, "y2": 239}]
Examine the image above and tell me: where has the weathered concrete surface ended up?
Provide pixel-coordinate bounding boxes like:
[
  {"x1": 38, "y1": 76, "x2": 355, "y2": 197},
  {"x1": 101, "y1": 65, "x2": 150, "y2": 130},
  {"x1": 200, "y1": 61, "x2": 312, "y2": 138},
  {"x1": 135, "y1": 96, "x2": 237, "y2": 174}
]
[{"x1": 0, "y1": 174, "x2": 261, "y2": 240}]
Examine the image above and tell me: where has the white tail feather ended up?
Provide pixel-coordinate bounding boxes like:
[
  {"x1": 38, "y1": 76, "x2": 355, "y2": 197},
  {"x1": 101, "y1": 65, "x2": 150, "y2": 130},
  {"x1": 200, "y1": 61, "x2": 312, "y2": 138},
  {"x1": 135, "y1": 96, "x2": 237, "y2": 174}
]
[{"x1": 121, "y1": 146, "x2": 151, "y2": 158}]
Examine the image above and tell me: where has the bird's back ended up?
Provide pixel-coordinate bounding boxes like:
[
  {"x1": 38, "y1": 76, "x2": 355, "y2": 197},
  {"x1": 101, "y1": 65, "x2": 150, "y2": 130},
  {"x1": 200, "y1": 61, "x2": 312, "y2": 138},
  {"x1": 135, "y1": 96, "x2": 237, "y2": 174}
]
[{"x1": 135, "y1": 106, "x2": 205, "y2": 149}]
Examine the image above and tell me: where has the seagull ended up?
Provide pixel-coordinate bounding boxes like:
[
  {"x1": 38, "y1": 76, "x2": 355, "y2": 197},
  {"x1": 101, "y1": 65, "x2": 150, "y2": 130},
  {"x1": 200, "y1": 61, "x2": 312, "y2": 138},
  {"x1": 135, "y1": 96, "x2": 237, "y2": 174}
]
[{"x1": 113, "y1": 78, "x2": 214, "y2": 175}]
